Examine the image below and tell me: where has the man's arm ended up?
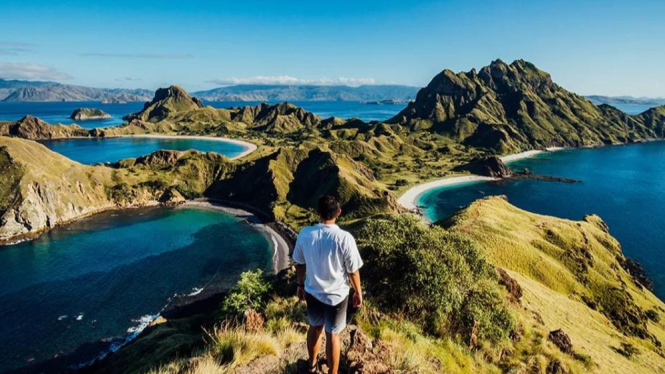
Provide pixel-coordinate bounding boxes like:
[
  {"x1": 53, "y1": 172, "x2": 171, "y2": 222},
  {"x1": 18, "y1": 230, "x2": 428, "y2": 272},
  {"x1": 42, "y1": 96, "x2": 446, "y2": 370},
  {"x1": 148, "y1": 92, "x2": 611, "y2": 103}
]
[
  {"x1": 348, "y1": 270, "x2": 362, "y2": 308},
  {"x1": 296, "y1": 264, "x2": 306, "y2": 301}
]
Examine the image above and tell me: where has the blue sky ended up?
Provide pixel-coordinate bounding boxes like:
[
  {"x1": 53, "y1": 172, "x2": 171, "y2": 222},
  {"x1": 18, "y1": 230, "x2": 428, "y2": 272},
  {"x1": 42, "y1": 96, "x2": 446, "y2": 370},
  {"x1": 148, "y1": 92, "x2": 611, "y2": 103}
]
[{"x1": 0, "y1": 0, "x2": 663, "y2": 96}]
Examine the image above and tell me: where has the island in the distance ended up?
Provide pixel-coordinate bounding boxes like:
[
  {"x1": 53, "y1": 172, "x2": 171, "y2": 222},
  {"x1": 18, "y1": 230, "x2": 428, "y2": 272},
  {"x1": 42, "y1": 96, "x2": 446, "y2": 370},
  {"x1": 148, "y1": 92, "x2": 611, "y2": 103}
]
[{"x1": 70, "y1": 108, "x2": 112, "y2": 121}]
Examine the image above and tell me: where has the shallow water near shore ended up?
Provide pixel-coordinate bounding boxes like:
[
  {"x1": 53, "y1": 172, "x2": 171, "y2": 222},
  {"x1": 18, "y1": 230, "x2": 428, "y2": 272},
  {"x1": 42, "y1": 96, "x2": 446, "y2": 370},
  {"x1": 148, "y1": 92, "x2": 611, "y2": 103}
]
[
  {"x1": 0, "y1": 206, "x2": 271, "y2": 373},
  {"x1": 419, "y1": 141, "x2": 665, "y2": 298}
]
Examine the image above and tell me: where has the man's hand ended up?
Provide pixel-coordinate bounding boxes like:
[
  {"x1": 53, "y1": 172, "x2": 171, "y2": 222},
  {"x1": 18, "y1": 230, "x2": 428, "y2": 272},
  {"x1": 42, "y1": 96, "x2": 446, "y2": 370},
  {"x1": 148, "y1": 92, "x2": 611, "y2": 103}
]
[
  {"x1": 352, "y1": 291, "x2": 363, "y2": 308},
  {"x1": 297, "y1": 285, "x2": 306, "y2": 301}
]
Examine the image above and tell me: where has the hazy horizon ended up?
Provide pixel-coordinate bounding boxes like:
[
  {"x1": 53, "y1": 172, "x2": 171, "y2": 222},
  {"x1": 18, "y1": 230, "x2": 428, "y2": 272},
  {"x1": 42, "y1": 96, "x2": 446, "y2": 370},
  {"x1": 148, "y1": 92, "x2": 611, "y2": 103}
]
[{"x1": 1, "y1": 0, "x2": 664, "y2": 96}]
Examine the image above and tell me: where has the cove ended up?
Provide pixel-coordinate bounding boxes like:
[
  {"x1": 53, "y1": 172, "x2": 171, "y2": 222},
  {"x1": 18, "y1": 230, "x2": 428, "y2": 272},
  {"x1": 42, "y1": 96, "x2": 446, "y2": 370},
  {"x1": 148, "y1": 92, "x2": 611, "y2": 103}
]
[
  {"x1": 0, "y1": 206, "x2": 271, "y2": 373},
  {"x1": 39, "y1": 136, "x2": 249, "y2": 164},
  {"x1": 418, "y1": 141, "x2": 665, "y2": 299}
]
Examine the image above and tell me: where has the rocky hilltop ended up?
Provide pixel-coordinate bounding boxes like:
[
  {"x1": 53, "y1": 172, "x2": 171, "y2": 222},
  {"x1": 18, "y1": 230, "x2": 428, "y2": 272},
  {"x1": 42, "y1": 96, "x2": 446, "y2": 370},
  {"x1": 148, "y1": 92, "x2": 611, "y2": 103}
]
[
  {"x1": 389, "y1": 59, "x2": 665, "y2": 152},
  {"x1": 0, "y1": 115, "x2": 90, "y2": 139},
  {"x1": 70, "y1": 108, "x2": 111, "y2": 121}
]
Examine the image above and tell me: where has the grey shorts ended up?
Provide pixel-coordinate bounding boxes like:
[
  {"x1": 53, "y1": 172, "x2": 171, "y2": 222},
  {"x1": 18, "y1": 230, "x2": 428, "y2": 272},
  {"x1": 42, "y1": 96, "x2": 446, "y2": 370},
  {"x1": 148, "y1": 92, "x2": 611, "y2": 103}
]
[{"x1": 305, "y1": 293, "x2": 348, "y2": 334}]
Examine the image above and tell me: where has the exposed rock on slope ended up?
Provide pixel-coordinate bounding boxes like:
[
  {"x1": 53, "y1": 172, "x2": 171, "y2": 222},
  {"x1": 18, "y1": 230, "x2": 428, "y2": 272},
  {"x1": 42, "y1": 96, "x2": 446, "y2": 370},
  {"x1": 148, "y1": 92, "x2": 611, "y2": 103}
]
[
  {"x1": 70, "y1": 108, "x2": 111, "y2": 120},
  {"x1": 453, "y1": 155, "x2": 513, "y2": 177},
  {"x1": 0, "y1": 138, "x2": 232, "y2": 243},
  {"x1": 0, "y1": 137, "x2": 115, "y2": 243},
  {"x1": 389, "y1": 59, "x2": 665, "y2": 152}
]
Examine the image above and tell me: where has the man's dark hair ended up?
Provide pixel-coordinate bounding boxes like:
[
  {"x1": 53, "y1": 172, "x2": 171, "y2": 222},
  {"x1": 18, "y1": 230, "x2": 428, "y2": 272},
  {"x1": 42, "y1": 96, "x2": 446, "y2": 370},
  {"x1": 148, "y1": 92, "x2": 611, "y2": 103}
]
[{"x1": 318, "y1": 195, "x2": 340, "y2": 220}]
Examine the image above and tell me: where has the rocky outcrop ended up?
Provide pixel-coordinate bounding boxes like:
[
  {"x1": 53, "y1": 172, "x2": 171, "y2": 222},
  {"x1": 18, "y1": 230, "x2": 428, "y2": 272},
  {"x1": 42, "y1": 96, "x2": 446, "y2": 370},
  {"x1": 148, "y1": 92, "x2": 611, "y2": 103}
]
[
  {"x1": 389, "y1": 59, "x2": 665, "y2": 152},
  {"x1": 453, "y1": 156, "x2": 513, "y2": 177},
  {"x1": 0, "y1": 115, "x2": 90, "y2": 140},
  {"x1": 548, "y1": 329, "x2": 573, "y2": 354},
  {"x1": 70, "y1": 108, "x2": 111, "y2": 121}
]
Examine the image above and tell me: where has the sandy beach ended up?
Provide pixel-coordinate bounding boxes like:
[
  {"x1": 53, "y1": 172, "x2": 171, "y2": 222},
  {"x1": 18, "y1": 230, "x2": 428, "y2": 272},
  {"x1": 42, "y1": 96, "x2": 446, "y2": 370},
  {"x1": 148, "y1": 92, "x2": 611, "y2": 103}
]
[
  {"x1": 398, "y1": 147, "x2": 567, "y2": 211},
  {"x1": 183, "y1": 200, "x2": 291, "y2": 273},
  {"x1": 119, "y1": 134, "x2": 258, "y2": 160},
  {"x1": 397, "y1": 175, "x2": 498, "y2": 211}
]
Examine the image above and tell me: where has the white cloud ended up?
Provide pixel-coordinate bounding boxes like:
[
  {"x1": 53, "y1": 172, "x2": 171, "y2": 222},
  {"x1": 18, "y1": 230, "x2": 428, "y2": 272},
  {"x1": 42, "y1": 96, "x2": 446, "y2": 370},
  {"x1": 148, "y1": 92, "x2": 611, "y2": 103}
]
[
  {"x1": 81, "y1": 53, "x2": 192, "y2": 59},
  {"x1": 115, "y1": 77, "x2": 142, "y2": 81},
  {"x1": 0, "y1": 62, "x2": 72, "y2": 81},
  {"x1": 206, "y1": 75, "x2": 378, "y2": 87}
]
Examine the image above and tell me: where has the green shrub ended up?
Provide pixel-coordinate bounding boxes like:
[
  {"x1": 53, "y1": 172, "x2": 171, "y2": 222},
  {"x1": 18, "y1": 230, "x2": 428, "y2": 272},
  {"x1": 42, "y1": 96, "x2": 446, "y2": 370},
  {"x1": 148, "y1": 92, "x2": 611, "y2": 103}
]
[
  {"x1": 615, "y1": 342, "x2": 640, "y2": 358},
  {"x1": 222, "y1": 269, "x2": 271, "y2": 316},
  {"x1": 454, "y1": 280, "x2": 515, "y2": 343},
  {"x1": 646, "y1": 309, "x2": 660, "y2": 323},
  {"x1": 354, "y1": 214, "x2": 512, "y2": 344}
]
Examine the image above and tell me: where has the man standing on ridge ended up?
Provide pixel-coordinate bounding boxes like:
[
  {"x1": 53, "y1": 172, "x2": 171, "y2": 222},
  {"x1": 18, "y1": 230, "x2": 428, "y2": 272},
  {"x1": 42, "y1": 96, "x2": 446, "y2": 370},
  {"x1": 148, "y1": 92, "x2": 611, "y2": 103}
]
[{"x1": 293, "y1": 195, "x2": 364, "y2": 374}]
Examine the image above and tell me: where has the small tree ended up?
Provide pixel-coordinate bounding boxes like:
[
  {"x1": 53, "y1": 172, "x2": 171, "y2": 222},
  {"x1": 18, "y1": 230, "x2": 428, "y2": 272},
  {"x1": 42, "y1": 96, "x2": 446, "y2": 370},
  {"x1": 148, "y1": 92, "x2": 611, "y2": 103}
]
[{"x1": 222, "y1": 269, "x2": 271, "y2": 316}]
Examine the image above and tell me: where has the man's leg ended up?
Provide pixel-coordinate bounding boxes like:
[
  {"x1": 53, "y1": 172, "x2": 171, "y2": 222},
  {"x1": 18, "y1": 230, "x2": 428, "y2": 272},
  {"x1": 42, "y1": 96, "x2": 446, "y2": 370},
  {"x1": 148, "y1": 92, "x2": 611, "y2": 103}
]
[
  {"x1": 325, "y1": 331, "x2": 341, "y2": 374},
  {"x1": 305, "y1": 293, "x2": 325, "y2": 370},
  {"x1": 307, "y1": 325, "x2": 324, "y2": 368},
  {"x1": 324, "y1": 296, "x2": 349, "y2": 374}
]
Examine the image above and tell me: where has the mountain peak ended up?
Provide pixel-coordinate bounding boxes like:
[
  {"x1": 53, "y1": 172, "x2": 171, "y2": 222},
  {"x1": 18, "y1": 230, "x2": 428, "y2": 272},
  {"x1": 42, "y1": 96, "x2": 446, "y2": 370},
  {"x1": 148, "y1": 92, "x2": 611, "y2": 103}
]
[{"x1": 124, "y1": 85, "x2": 203, "y2": 122}]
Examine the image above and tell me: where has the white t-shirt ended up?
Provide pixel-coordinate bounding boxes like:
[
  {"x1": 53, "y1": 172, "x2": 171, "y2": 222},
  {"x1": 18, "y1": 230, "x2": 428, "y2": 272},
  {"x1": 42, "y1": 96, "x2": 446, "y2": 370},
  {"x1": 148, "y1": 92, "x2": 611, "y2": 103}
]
[{"x1": 292, "y1": 223, "x2": 363, "y2": 306}]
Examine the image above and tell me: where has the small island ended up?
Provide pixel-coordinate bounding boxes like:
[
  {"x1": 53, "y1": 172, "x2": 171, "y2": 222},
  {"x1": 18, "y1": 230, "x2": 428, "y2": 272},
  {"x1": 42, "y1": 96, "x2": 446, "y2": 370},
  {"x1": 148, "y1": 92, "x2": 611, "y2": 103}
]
[{"x1": 70, "y1": 108, "x2": 111, "y2": 121}]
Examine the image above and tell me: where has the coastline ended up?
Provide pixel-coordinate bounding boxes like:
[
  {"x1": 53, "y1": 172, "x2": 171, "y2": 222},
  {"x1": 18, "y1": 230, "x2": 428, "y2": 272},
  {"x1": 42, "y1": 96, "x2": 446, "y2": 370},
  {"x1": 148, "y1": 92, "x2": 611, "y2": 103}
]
[
  {"x1": 182, "y1": 199, "x2": 292, "y2": 274},
  {"x1": 116, "y1": 134, "x2": 258, "y2": 160},
  {"x1": 397, "y1": 175, "x2": 498, "y2": 211},
  {"x1": 397, "y1": 147, "x2": 567, "y2": 212}
]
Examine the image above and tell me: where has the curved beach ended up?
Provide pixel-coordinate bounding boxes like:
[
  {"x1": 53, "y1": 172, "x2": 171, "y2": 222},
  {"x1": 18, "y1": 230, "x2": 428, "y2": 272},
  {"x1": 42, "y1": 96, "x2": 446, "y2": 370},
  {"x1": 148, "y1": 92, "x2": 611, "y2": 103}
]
[
  {"x1": 183, "y1": 200, "x2": 291, "y2": 273},
  {"x1": 398, "y1": 148, "x2": 566, "y2": 211},
  {"x1": 120, "y1": 134, "x2": 258, "y2": 160}
]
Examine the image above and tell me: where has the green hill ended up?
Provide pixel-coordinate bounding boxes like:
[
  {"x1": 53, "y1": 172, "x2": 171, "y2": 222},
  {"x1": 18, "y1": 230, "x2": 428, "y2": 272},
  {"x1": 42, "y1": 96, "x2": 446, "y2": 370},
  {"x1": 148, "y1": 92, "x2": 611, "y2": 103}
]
[{"x1": 389, "y1": 59, "x2": 665, "y2": 153}]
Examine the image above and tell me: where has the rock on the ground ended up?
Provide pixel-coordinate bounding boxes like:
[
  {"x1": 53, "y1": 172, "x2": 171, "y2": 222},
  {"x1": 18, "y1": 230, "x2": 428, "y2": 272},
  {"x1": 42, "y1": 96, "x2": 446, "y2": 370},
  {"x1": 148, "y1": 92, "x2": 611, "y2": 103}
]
[{"x1": 548, "y1": 329, "x2": 573, "y2": 354}]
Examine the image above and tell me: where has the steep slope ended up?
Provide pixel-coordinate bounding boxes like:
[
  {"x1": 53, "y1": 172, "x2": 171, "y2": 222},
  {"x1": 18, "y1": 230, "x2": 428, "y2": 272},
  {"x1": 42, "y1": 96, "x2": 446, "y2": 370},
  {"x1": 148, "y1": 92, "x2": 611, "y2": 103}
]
[
  {"x1": 441, "y1": 196, "x2": 665, "y2": 373},
  {"x1": 389, "y1": 59, "x2": 664, "y2": 152},
  {"x1": 0, "y1": 137, "x2": 115, "y2": 242},
  {"x1": 206, "y1": 146, "x2": 399, "y2": 223}
]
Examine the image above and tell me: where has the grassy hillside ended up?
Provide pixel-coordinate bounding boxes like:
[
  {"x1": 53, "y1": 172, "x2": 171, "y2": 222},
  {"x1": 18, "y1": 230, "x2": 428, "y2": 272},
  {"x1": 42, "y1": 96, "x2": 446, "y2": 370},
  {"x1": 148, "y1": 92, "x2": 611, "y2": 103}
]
[{"x1": 441, "y1": 196, "x2": 665, "y2": 373}]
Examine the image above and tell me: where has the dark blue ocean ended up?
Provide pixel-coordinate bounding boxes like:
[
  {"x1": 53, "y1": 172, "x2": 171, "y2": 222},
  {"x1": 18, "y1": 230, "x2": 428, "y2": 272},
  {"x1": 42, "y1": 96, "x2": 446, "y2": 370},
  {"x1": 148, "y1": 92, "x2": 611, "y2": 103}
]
[
  {"x1": 419, "y1": 141, "x2": 665, "y2": 299},
  {"x1": 0, "y1": 207, "x2": 271, "y2": 373}
]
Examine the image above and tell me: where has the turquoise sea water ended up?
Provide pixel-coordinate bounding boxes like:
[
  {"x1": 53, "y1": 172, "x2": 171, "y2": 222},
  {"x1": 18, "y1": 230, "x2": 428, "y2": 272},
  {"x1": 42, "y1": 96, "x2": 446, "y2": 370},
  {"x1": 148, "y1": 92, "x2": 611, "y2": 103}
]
[
  {"x1": 0, "y1": 207, "x2": 271, "y2": 373},
  {"x1": 39, "y1": 137, "x2": 248, "y2": 164},
  {"x1": 418, "y1": 141, "x2": 665, "y2": 299}
]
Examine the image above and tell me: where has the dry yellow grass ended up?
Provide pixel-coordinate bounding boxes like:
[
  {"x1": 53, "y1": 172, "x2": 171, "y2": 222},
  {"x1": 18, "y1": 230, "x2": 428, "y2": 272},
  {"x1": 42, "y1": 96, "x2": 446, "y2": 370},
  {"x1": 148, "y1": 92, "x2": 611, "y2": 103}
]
[{"x1": 445, "y1": 196, "x2": 665, "y2": 373}]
